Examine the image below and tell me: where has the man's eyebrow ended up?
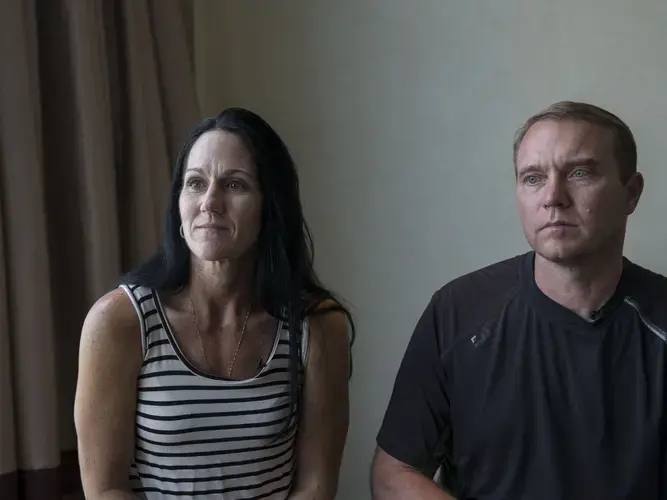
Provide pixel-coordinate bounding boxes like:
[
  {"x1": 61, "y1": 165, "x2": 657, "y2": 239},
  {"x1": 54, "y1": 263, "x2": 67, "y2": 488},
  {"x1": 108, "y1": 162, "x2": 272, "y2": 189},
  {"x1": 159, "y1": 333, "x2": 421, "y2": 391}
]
[
  {"x1": 516, "y1": 164, "x2": 542, "y2": 176},
  {"x1": 563, "y1": 157, "x2": 599, "y2": 169}
]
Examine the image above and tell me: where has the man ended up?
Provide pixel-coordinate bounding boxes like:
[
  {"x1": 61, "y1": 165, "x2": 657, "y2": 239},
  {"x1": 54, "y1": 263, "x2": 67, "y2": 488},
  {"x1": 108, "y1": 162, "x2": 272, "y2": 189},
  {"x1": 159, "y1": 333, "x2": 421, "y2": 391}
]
[{"x1": 371, "y1": 101, "x2": 667, "y2": 500}]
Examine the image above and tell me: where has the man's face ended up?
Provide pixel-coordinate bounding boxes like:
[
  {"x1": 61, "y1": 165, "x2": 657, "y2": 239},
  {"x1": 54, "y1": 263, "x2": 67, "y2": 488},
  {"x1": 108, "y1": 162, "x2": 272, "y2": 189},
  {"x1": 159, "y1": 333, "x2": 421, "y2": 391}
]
[{"x1": 515, "y1": 119, "x2": 643, "y2": 265}]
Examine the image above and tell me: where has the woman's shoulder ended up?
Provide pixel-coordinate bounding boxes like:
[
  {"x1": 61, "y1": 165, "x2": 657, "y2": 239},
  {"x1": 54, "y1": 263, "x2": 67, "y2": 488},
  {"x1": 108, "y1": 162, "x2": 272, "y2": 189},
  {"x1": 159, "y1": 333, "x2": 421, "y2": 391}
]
[
  {"x1": 307, "y1": 298, "x2": 350, "y2": 327},
  {"x1": 75, "y1": 289, "x2": 144, "y2": 430},
  {"x1": 79, "y1": 287, "x2": 143, "y2": 367},
  {"x1": 85, "y1": 287, "x2": 140, "y2": 328},
  {"x1": 303, "y1": 299, "x2": 351, "y2": 360}
]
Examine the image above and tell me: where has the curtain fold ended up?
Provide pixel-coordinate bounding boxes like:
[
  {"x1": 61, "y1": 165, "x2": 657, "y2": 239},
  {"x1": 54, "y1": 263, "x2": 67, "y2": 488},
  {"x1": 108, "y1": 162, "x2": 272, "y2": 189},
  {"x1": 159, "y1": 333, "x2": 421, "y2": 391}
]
[{"x1": 0, "y1": 1, "x2": 200, "y2": 498}]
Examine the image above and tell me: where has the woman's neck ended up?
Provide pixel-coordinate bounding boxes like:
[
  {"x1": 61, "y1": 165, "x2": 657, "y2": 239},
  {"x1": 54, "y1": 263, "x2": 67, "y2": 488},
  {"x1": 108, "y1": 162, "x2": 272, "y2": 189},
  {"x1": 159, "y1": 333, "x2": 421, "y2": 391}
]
[{"x1": 187, "y1": 255, "x2": 255, "y2": 323}]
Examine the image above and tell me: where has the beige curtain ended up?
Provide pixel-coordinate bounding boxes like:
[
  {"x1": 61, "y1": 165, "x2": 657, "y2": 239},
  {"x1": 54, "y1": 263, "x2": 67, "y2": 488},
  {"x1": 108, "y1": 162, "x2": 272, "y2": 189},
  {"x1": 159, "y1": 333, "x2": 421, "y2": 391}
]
[{"x1": 0, "y1": 0, "x2": 200, "y2": 498}]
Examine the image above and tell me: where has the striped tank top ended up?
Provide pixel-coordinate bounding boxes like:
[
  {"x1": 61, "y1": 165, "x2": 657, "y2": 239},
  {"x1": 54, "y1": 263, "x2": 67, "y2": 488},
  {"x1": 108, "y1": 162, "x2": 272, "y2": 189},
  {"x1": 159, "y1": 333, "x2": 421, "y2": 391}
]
[{"x1": 121, "y1": 284, "x2": 308, "y2": 499}]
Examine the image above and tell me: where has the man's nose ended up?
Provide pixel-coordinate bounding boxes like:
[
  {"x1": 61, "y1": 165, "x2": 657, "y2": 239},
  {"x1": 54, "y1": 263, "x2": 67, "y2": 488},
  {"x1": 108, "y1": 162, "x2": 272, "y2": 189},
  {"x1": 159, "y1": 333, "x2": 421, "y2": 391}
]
[{"x1": 542, "y1": 176, "x2": 570, "y2": 208}]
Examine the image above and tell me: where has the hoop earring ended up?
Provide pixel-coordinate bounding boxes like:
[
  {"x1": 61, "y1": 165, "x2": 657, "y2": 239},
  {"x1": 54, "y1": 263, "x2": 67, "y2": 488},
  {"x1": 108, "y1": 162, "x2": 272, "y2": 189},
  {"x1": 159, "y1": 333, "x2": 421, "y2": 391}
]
[{"x1": 179, "y1": 225, "x2": 185, "y2": 238}]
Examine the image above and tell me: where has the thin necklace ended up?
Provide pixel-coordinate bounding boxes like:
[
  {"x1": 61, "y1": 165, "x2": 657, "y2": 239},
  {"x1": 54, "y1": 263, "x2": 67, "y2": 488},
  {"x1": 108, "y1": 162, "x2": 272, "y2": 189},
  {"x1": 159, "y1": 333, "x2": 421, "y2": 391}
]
[{"x1": 187, "y1": 292, "x2": 252, "y2": 378}]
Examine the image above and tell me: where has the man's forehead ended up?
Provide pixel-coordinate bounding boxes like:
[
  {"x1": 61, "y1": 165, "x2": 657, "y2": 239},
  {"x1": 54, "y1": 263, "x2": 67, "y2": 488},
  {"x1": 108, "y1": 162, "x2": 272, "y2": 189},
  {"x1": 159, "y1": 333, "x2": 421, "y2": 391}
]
[{"x1": 517, "y1": 120, "x2": 614, "y2": 166}]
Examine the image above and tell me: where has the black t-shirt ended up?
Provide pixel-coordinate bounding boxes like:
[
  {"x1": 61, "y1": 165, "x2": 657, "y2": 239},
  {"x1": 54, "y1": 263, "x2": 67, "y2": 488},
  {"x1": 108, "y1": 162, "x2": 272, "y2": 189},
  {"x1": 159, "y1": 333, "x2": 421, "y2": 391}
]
[{"x1": 377, "y1": 252, "x2": 667, "y2": 500}]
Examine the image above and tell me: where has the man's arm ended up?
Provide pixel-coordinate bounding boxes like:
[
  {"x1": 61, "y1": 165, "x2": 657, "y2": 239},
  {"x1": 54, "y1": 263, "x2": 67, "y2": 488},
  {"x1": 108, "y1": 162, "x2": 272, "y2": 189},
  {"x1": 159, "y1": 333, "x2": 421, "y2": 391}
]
[
  {"x1": 371, "y1": 448, "x2": 456, "y2": 500},
  {"x1": 371, "y1": 292, "x2": 458, "y2": 499}
]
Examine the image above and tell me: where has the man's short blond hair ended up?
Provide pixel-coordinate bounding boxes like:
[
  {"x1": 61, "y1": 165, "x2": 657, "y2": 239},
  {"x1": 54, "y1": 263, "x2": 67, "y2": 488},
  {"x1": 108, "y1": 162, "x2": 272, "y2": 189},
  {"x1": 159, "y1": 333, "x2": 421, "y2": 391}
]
[{"x1": 513, "y1": 101, "x2": 637, "y2": 182}]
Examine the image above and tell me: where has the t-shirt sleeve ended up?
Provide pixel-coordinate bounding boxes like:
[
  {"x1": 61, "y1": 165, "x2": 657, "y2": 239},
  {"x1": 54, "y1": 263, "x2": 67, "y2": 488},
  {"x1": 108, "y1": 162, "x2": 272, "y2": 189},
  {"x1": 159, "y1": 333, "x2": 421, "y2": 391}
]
[{"x1": 376, "y1": 292, "x2": 450, "y2": 474}]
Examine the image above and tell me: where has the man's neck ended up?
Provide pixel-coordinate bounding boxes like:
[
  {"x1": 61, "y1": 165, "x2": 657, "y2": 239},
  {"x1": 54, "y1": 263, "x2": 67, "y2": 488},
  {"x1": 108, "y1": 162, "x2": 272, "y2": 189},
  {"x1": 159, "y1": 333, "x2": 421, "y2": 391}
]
[{"x1": 533, "y1": 251, "x2": 624, "y2": 318}]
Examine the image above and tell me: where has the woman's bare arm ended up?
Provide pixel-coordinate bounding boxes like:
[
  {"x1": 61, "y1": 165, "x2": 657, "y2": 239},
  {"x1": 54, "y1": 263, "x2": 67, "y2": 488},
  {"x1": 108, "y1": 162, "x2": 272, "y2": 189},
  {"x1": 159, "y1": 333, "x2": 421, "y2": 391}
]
[
  {"x1": 288, "y1": 306, "x2": 350, "y2": 500},
  {"x1": 74, "y1": 288, "x2": 143, "y2": 499}
]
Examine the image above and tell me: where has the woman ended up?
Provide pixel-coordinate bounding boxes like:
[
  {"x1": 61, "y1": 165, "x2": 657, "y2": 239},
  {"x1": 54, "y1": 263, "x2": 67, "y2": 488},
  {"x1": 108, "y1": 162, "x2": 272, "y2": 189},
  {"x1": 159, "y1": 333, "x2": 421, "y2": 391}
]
[{"x1": 74, "y1": 108, "x2": 354, "y2": 499}]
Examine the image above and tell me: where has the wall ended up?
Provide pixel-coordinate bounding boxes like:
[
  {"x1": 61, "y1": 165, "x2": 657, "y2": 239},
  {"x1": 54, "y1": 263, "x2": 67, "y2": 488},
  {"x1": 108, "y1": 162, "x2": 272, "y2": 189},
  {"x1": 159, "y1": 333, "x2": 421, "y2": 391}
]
[{"x1": 194, "y1": 1, "x2": 667, "y2": 497}]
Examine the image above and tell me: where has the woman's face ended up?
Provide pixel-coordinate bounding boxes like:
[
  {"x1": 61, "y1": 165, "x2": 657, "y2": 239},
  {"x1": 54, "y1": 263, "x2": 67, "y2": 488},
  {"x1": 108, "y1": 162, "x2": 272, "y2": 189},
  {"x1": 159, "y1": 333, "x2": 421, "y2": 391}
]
[{"x1": 179, "y1": 130, "x2": 262, "y2": 262}]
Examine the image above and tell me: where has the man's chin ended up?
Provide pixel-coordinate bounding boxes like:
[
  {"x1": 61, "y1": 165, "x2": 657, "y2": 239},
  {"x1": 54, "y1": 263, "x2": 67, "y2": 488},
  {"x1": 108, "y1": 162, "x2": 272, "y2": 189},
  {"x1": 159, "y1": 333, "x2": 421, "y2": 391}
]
[{"x1": 532, "y1": 242, "x2": 586, "y2": 266}]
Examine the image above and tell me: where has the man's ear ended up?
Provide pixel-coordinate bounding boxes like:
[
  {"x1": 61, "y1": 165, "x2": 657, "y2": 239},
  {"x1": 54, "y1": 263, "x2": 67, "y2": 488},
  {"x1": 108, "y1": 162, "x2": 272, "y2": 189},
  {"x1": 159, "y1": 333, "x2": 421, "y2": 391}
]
[{"x1": 625, "y1": 172, "x2": 644, "y2": 215}]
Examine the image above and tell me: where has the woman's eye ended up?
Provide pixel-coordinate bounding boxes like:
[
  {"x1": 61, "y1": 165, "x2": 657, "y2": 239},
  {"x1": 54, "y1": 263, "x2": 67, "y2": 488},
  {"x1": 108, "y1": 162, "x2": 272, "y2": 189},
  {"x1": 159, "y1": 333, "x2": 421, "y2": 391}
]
[
  {"x1": 186, "y1": 178, "x2": 205, "y2": 190},
  {"x1": 571, "y1": 169, "x2": 587, "y2": 178},
  {"x1": 227, "y1": 180, "x2": 245, "y2": 191}
]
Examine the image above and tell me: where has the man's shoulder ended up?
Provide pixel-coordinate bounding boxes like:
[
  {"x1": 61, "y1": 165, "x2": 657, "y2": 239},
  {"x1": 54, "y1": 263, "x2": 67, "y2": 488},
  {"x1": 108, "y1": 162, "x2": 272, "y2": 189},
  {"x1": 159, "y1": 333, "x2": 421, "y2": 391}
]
[
  {"x1": 420, "y1": 253, "x2": 532, "y2": 358},
  {"x1": 425, "y1": 253, "x2": 528, "y2": 350},
  {"x1": 624, "y1": 260, "x2": 667, "y2": 327},
  {"x1": 627, "y1": 260, "x2": 667, "y2": 290},
  {"x1": 432, "y1": 252, "x2": 527, "y2": 306}
]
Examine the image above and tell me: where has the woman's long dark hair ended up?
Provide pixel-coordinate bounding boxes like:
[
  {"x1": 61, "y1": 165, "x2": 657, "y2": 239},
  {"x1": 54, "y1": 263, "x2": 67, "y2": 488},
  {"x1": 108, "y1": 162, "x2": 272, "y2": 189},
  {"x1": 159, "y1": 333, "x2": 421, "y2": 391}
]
[{"x1": 122, "y1": 107, "x2": 355, "y2": 435}]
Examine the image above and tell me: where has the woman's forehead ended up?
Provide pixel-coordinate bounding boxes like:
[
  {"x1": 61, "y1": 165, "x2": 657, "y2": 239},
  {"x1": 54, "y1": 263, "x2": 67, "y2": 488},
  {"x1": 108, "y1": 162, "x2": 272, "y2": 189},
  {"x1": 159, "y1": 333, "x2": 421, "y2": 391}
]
[{"x1": 185, "y1": 130, "x2": 254, "y2": 174}]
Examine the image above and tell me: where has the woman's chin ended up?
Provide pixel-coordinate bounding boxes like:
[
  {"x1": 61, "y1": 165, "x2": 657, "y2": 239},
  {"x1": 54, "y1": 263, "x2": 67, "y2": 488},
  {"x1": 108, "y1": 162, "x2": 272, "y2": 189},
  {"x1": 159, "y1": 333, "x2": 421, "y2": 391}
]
[
  {"x1": 191, "y1": 243, "x2": 252, "y2": 263},
  {"x1": 192, "y1": 246, "x2": 236, "y2": 262}
]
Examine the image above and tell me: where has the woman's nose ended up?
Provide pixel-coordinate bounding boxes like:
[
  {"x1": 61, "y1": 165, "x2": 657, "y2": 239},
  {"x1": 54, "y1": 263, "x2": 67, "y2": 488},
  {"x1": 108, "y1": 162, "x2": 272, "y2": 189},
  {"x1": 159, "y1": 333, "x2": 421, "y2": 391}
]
[{"x1": 200, "y1": 185, "x2": 225, "y2": 214}]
